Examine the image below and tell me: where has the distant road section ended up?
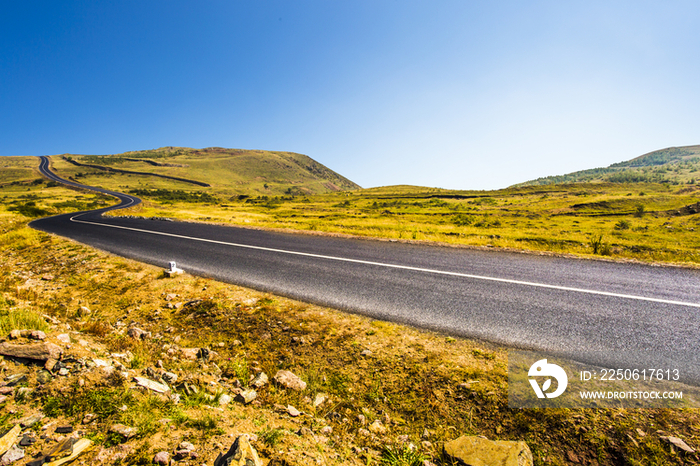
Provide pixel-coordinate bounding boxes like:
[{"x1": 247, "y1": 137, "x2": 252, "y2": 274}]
[
  {"x1": 62, "y1": 156, "x2": 211, "y2": 187},
  {"x1": 31, "y1": 156, "x2": 700, "y2": 385}
]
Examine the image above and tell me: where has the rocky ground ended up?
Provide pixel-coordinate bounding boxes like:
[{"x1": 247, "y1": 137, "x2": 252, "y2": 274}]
[{"x1": 0, "y1": 221, "x2": 699, "y2": 465}]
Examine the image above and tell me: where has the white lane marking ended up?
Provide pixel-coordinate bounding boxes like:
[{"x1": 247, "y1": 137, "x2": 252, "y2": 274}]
[{"x1": 68, "y1": 215, "x2": 700, "y2": 309}]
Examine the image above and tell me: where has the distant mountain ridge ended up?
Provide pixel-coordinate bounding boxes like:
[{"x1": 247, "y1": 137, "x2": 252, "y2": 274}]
[{"x1": 515, "y1": 145, "x2": 700, "y2": 187}]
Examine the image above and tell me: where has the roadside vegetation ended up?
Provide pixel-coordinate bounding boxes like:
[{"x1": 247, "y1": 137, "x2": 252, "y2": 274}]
[
  {"x1": 1, "y1": 171, "x2": 699, "y2": 465},
  {"x1": 112, "y1": 182, "x2": 700, "y2": 266}
]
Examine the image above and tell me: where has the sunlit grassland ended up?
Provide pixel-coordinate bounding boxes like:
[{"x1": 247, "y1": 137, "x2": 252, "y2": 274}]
[
  {"x1": 4, "y1": 155, "x2": 700, "y2": 265},
  {"x1": 113, "y1": 182, "x2": 700, "y2": 265},
  {"x1": 51, "y1": 147, "x2": 359, "y2": 195}
]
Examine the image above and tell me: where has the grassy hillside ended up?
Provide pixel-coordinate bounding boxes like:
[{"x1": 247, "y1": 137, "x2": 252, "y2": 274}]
[
  {"x1": 517, "y1": 145, "x2": 700, "y2": 186},
  {"x1": 51, "y1": 146, "x2": 361, "y2": 195}
]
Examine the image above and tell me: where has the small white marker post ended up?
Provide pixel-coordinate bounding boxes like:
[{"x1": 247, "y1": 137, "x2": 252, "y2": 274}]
[{"x1": 164, "y1": 261, "x2": 183, "y2": 277}]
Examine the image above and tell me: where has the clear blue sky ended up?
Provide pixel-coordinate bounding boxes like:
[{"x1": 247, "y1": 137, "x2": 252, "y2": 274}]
[{"x1": 2, "y1": 1, "x2": 699, "y2": 189}]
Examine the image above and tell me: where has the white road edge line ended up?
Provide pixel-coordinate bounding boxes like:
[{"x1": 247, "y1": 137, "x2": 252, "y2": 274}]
[{"x1": 69, "y1": 214, "x2": 700, "y2": 309}]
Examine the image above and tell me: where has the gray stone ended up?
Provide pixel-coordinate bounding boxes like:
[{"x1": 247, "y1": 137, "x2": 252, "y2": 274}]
[
  {"x1": 313, "y1": 393, "x2": 328, "y2": 407},
  {"x1": 133, "y1": 376, "x2": 169, "y2": 393},
  {"x1": 56, "y1": 334, "x2": 71, "y2": 344},
  {"x1": 287, "y1": 405, "x2": 301, "y2": 417},
  {"x1": 235, "y1": 389, "x2": 257, "y2": 404},
  {"x1": 0, "y1": 444, "x2": 24, "y2": 465},
  {"x1": 153, "y1": 451, "x2": 169, "y2": 465},
  {"x1": 443, "y1": 436, "x2": 533, "y2": 466},
  {"x1": 178, "y1": 441, "x2": 195, "y2": 452},
  {"x1": 30, "y1": 331, "x2": 46, "y2": 341},
  {"x1": 109, "y1": 424, "x2": 137, "y2": 439},
  {"x1": 218, "y1": 393, "x2": 232, "y2": 406},
  {"x1": 127, "y1": 327, "x2": 151, "y2": 340},
  {"x1": 36, "y1": 370, "x2": 52, "y2": 384},
  {"x1": 5, "y1": 374, "x2": 27, "y2": 386},
  {"x1": 19, "y1": 413, "x2": 43, "y2": 428},
  {"x1": 273, "y1": 370, "x2": 307, "y2": 391},
  {"x1": 44, "y1": 358, "x2": 58, "y2": 372},
  {"x1": 213, "y1": 435, "x2": 263, "y2": 466},
  {"x1": 250, "y1": 371, "x2": 268, "y2": 389},
  {"x1": 161, "y1": 372, "x2": 178, "y2": 383},
  {"x1": 8, "y1": 330, "x2": 20, "y2": 340},
  {"x1": 0, "y1": 342, "x2": 62, "y2": 361},
  {"x1": 660, "y1": 436, "x2": 695, "y2": 453}
]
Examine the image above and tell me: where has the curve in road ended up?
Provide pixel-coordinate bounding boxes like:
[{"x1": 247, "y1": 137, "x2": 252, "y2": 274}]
[{"x1": 30, "y1": 156, "x2": 700, "y2": 385}]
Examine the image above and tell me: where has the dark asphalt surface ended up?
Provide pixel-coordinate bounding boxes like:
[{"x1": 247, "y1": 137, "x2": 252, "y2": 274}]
[{"x1": 30, "y1": 157, "x2": 700, "y2": 384}]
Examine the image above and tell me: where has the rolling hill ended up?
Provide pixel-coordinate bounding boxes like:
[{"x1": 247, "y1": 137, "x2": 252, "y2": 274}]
[
  {"x1": 50, "y1": 147, "x2": 361, "y2": 196},
  {"x1": 516, "y1": 145, "x2": 700, "y2": 187}
]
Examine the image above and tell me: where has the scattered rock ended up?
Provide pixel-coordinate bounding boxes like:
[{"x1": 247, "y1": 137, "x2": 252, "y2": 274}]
[
  {"x1": 5, "y1": 374, "x2": 27, "y2": 387},
  {"x1": 126, "y1": 327, "x2": 151, "y2": 340},
  {"x1": 56, "y1": 334, "x2": 71, "y2": 344},
  {"x1": 660, "y1": 436, "x2": 695, "y2": 453},
  {"x1": 30, "y1": 331, "x2": 46, "y2": 341},
  {"x1": 320, "y1": 426, "x2": 333, "y2": 435},
  {"x1": 197, "y1": 347, "x2": 213, "y2": 362},
  {"x1": 219, "y1": 394, "x2": 232, "y2": 406},
  {"x1": 8, "y1": 330, "x2": 20, "y2": 340},
  {"x1": 443, "y1": 436, "x2": 533, "y2": 466},
  {"x1": 235, "y1": 389, "x2": 257, "y2": 404},
  {"x1": 173, "y1": 442, "x2": 198, "y2": 459},
  {"x1": 250, "y1": 372, "x2": 268, "y2": 389},
  {"x1": 0, "y1": 388, "x2": 12, "y2": 396},
  {"x1": 44, "y1": 358, "x2": 58, "y2": 372},
  {"x1": 55, "y1": 425, "x2": 74, "y2": 434},
  {"x1": 58, "y1": 368, "x2": 69, "y2": 376},
  {"x1": 161, "y1": 372, "x2": 178, "y2": 384},
  {"x1": 0, "y1": 342, "x2": 62, "y2": 361},
  {"x1": 180, "y1": 348, "x2": 200, "y2": 360},
  {"x1": 360, "y1": 349, "x2": 372, "y2": 357},
  {"x1": 214, "y1": 435, "x2": 263, "y2": 466},
  {"x1": 0, "y1": 444, "x2": 24, "y2": 465},
  {"x1": 287, "y1": 405, "x2": 301, "y2": 417},
  {"x1": 566, "y1": 450, "x2": 580, "y2": 463},
  {"x1": 110, "y1": 424, "x2": 137, "y2": 439},
  {"x1": 0, "y1": 425, "x2": 21, "y2": 457},
  {"x1": 273, "y1": 370, "x2": 307, "y2": 391},
  {"x1": 18, "y1": 413, "x2": 43, "y2": 428},
  {"x1": 313, "y1": 393, "x2": 327, "y2": 407},
  {"x1": 36, "y1": 370, "x2": 52, "y2": 384},
  {"x1": 19, "y1": 436, "x2": 36, "y2": 447},
  {"x1": 133, "y1": 376, "x2": 170, "y2": 393},
  {"x1": 153, "y1": 451, "x2": 170, "y2": 465},
  {"x1": 368, "y1": 420, "x2": 387, "y2": 435}
]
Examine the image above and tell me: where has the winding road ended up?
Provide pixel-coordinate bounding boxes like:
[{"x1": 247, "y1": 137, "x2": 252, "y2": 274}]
[{"x1": 30, "y1": 156, "x2": 700, "y2": 384}]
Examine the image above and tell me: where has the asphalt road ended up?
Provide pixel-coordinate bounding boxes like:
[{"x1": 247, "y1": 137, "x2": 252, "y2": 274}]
[{"x1": 30, "y1": 157, "x2": 700, "y2": 384}]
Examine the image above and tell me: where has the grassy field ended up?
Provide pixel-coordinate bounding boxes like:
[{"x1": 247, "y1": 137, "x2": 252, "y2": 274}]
[
  {"x1": 5, "y1": 154, "x2": 700, "y2": 266},
  {"x1": 1, "y1": 172, "x2": 699, "y2": 465},
  {"x1": 112, "y1": 181, "x2": 700, "y2": 266}
]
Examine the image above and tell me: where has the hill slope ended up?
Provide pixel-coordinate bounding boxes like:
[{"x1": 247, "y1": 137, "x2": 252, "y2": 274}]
[
  {"x1": 51, "y1": 147, "x2": 361, "y2": 195},
  {"x1": 516, "y1": 145, "x2": 700, "y2": 187}
]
